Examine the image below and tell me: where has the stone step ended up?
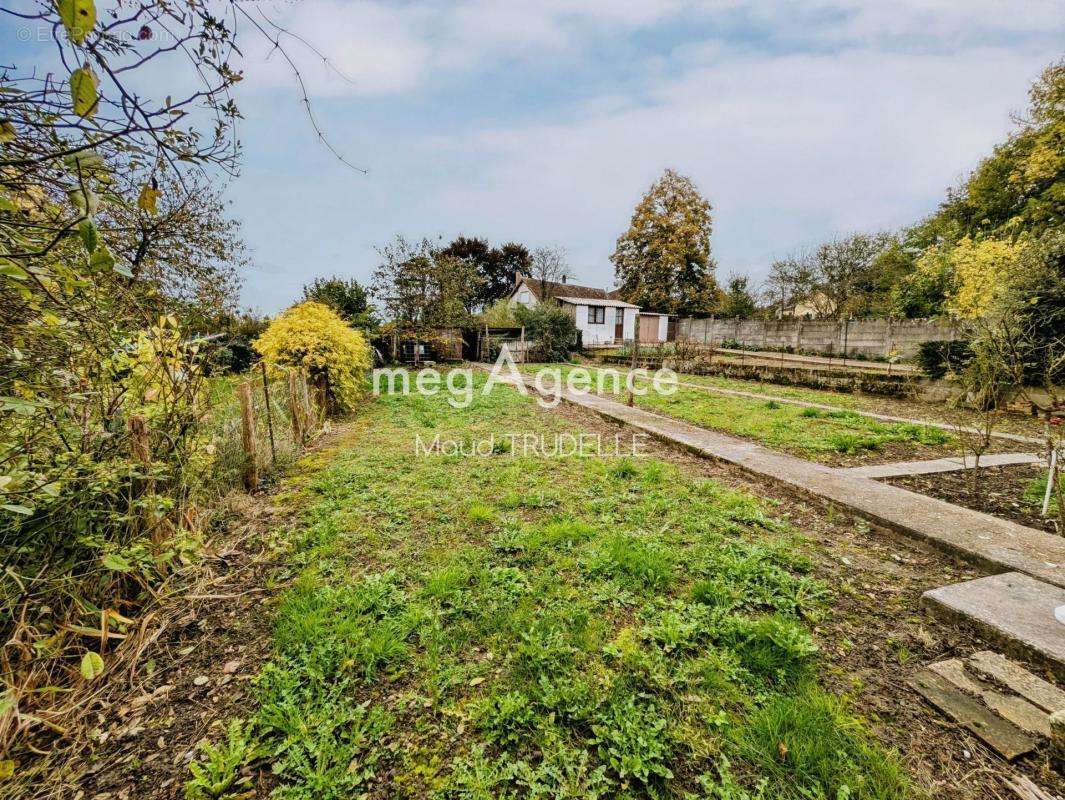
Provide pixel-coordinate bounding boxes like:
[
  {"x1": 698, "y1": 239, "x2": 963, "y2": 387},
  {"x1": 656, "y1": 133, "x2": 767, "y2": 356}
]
[{"x1": 922, "y1": 573, "x2": 1065, "y2": 679}]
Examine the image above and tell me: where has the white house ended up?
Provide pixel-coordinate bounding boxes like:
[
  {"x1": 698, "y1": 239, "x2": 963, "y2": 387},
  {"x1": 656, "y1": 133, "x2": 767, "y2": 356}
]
[{"x1": 507, "y1": 275, "x2": 662, "y2": 347}]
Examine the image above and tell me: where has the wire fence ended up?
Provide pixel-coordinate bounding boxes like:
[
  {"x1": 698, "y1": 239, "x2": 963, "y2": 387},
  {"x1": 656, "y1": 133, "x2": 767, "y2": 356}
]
[{"x1": 203, "y1": 363, "x2": 325, "y2": 493}]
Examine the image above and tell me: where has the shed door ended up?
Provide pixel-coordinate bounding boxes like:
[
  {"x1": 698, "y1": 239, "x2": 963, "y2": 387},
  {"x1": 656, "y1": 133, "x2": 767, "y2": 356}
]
[
  {"x1": 614, "y1": 308, "x2": 624, "y2": 340},
  {"x1": 639, "y1": 314, "x2": 660, "y2": 343}
]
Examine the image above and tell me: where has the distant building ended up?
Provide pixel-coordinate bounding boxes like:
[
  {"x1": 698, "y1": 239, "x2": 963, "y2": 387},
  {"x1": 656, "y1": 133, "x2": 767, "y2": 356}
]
[{"x1": 507, "y1": 274, "x2": 671, "y2": 347}]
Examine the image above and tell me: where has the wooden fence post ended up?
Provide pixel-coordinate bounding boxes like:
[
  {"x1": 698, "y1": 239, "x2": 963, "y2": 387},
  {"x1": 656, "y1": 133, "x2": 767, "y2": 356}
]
[
  {"x1": 301, "y1": 370, "x2": 316, "y2": 433},
  {"x1": 628, "y1": 315, "x2": 640, "y2": 407},
  {"x1": 127, "y1": 413, "x2": 158, "y2": 539},
  {"x1": 128, "y1": 414, "x2": 150, "y2": 466},
  {"x1": 260, "y1": 361, "x2": 277, "y2": 465},
  {"x1": 238, "y1": 380, "x2": 259, "y2": 491},
  {"x1": 288, "y1": 370, "x2": 305, "y2": 446}
]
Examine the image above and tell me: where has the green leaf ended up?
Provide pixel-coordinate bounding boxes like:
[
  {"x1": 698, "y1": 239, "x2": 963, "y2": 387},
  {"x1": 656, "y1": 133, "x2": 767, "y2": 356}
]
[
  {"x1": 101, "y1": 552, "x2": 132, "y2": 572},
  {"x1": 56, "y1": 0, "x2": 96, "y2": 44},
  {"x1": 78, "y1": 220, "x2": 97, "y2": 253},
  {"x1": 88, "y1": 245, "x2": 114, "y2": 272},
  {"x1": 1, "y1": 505, "x2": 33, "y2": 516},
  {"x1": 69, "y1": 66, "x2": 99, "y2": 118},
  {"x1": 0, "y1": 261, "x2": 29, "y2": 281},
  {"x1": 113, "y1": 262, "x2": 133, "y2": 278},
  {"x1": 80, "y1": 651, "x2": 104, "y2": 681}
]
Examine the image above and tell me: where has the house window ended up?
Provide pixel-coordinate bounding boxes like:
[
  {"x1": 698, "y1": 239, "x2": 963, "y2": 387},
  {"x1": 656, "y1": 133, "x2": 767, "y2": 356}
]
[{"x1": 587, "y1": 306, "x2": 606, "y2": 324}]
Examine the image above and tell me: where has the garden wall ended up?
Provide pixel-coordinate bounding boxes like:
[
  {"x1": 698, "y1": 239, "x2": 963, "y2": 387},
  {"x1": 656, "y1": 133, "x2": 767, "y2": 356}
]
[{"x1": 677, "y1": 317, "x2": 959, "y2": 359}]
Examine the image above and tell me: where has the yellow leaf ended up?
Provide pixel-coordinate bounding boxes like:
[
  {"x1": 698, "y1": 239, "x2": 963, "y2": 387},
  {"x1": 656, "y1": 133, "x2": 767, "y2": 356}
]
[
  {"x1": 80, "y1": 651, "x2": 104, "y2": 680},
  {"x1": 137, "y1": 183, "x2": 160, "y2": 215},
  {"x1": 0, "y1": 120, "x2": 14, "y2": 143},
  {"x1": 69, "y1": 66, "x2": 99, "y2": 119},
  {"x1": 0, "y1": 760, "x2": 13, "y2": 779},
  {"x1": 56, "y1": 0, "x2": 96, "y2": 44}
]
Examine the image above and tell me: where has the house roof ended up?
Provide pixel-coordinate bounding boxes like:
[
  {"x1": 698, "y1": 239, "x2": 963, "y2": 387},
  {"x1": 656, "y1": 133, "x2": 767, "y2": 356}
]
[
  {"x1": 556, "y1": 296, "x2": 639, "y2": 309},
  {"x1": 516, "y1": 277, "x2": 611, "y2": 302}
]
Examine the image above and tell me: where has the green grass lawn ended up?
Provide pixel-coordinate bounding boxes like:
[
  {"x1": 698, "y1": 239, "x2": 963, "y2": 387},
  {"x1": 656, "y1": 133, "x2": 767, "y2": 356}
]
[
  {"x1": 186, "y1": 376, "x2": 912, "y2": 799},
  {"x1": 520, "y1": 364, "x2": 951, "y2": 458}
]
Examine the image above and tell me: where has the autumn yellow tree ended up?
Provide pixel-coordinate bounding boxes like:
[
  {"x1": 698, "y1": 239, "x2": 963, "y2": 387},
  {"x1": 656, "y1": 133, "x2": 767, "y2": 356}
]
[
  {"x1": 943, "y1": 237, "x2": 1022, "y2": 320},
  {"x1": 611, "y1": 169, "x2": 718, "y2": 314},
  {"x1": 255, "y1": 302, "x2": 373, "y2": 412}
]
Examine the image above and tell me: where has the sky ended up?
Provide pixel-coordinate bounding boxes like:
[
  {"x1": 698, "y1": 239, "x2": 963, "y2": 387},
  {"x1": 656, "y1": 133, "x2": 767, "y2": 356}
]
[{"x1": 7, "y1": 1, "x2": 1065, "y2": 312}]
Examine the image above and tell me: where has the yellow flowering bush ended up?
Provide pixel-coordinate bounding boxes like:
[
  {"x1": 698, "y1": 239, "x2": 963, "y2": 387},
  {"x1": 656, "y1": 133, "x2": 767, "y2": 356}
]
[{"x1": 254, "y1": 301, "x2": 372, "y2": 411}]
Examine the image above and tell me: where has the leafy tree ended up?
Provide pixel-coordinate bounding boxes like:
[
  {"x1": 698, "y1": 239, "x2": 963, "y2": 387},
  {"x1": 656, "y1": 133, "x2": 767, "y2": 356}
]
[
  {"x1": 255, "y1": 302, "x2": 372, "y2": 412},
  {"x1": 944, "y1": 237, "x2": 1022, "y2": 320},
  {"x1": 720, "y1": 274, "x2": 758, "y2": 318},
  {"x1": 770, "y1": 233, "x2": 893, "y2": 319},
  {"x1": 371, "y1": 236, "x2": 481, "y2": 328},
  {"x1": 437, "y1": 237, "x2": 532, "y2": 308},
  {"x1": 494, "y1": 242, "x2": 534, "y2": 300},
  {"x1": 915, "y1": 59, "x2": 1064, "y2": 246},
  {"x1": 889, "y1": 58, "x2": 1064, "y2": 318},
  {"x1": 611, "y1": 169, "x2": 718, "y2": 314},
  {"x1": 303, "y1": 276, "x2": 378, "y2": 329},
  {"x1": 479, "y1": 298, "x2": 519, "y2": 328}
]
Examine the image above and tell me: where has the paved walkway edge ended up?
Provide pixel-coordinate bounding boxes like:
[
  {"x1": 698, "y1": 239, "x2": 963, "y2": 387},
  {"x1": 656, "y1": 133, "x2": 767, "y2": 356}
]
[
  {"x1": 500, "y1": 372, "x2": 1065, "y2": 589},
  {"x1": 844, "y1": 452, "x2": 1043, "y2": 479}
]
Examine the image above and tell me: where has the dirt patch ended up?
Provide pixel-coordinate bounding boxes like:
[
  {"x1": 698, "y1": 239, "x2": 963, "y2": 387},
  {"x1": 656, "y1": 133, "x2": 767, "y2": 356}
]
[
  {"x1": 886, "y1": 463, "x2": 1061, "y2": 536},
  {"x1": 13, "y1": 424, "x2": 357, "y2": 800},
  {"x1": 12, "y1": 498, "x2": 282, "y2": 800}
]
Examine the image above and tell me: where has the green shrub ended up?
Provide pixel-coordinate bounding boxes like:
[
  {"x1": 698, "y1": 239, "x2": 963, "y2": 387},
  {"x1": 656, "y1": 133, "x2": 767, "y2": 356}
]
[
  {"x1": 916, "y1": 340, "x2": 972, "y2": 379},
  {"x1": 516, "y1": 304, "x2": 579, "y2": 361}
]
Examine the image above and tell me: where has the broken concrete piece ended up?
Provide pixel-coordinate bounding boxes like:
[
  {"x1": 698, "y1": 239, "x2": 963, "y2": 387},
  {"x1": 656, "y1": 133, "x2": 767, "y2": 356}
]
[{"x1": 909, "y1": 668, "x2": 1037, "y2": 760}]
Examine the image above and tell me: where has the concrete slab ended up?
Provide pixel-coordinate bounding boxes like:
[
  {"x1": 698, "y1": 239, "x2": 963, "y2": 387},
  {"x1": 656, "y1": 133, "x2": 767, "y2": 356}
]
[
  {"x1": 499, "y1": 372, "x2": 1065, "y2": 588},
  {"x1": 922, "y1": 573, "x2": 1065, "y2": 679},
  {"x1": 844, "y1": 452, "x2": 1043, "y2": 479}
]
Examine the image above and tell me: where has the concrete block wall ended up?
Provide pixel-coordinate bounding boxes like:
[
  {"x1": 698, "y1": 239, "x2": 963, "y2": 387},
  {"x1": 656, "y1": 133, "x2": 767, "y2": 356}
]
[{"x1": 677, "y1": 317, "x2": 958, "y2": 358}]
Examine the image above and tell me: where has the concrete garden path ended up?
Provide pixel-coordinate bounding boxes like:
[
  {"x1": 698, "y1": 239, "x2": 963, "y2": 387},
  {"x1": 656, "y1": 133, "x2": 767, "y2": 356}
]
[
  {"x1": 585, "y1": 365, "x2": 1042, "y2": 445},
  {"x1": 843, "y1": 452, "x2": 1044, "y2": 479}
]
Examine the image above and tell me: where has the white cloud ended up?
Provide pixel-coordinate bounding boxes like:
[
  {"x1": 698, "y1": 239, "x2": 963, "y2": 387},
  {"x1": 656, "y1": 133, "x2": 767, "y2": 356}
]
[
  {"x1": 413, "y1": 45, "x2": 1052, "y2": 281},
  {"x1": 227, "y1": 1, "x2": 1064, "y2": 311}
]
